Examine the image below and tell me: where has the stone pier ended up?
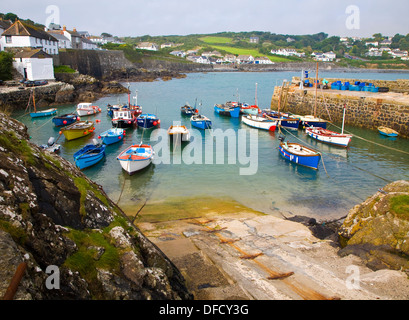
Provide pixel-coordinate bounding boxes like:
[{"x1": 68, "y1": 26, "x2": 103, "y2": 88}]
[{"x1": 271, "y1": 78, "x2": 409, "y2": 138}]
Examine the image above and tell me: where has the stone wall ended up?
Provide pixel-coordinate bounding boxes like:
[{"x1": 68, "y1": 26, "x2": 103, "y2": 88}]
[{"x1": 271, "y1": 85, "x2": 409, "y2": 138}]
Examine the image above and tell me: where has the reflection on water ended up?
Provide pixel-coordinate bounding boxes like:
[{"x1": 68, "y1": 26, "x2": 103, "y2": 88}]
[{"x1": 13, "y1": 71, "x2": 409, "y2": 220}]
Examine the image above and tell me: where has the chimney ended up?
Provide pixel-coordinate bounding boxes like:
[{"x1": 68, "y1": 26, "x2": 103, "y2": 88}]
[
  {"x1": 63, "y1": 25, "x2": 66, "y2": 31},
  {"x1": 73, "y1": 28, "x2": 76, "y2": 32}
]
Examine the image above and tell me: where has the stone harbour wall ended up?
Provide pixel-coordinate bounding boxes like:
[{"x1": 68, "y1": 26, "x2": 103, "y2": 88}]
[{"x1": 271, "y1": 86, "x2": 409, "y2": 138}]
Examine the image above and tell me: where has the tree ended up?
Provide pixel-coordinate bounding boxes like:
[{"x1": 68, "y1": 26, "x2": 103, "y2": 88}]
[
  {"x1": 101, "y1": 33, "x2": 112, "y2": 38},
  {"x1": 3, "y1": 12, "x2": 18, "y2": 22},
  {"x1": 0, "y1": 52, "x2": 13, "y2": 81}
]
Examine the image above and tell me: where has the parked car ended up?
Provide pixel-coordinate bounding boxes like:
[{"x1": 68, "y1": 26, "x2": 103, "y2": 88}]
[{"x1": 24, "y1": 80, "x2": 48, "y2": 87}]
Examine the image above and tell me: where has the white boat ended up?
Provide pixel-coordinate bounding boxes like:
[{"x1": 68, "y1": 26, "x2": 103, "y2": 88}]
[
  {"x1": 293, "y1": 114, "x2": 327, "y2": 129},
  {"x1": 117, "y1": 144, "x2": 154, "y2": 174},
  {"x1": 76, "y1": 102, "x2": 101, "y2": 116},
  {"x1": 305, "y1": 127, "x2": 352, "y2": 148},
  {"x1": 167, "y1": 125, "x2": 191, "y2": 142},
  {"x1": 242, "y1": 115, "x2": 277, "y2": 131}
]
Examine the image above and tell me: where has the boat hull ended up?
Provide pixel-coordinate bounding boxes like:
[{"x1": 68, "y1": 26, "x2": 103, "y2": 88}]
[
  {"x1": 241, "y1": 107, "x2": 259, "y2": 115},
  {"x1": 136, "y1": 114, "x2": 160, "y2": 129},
  {"x1": 306, "y1": 127, "x2": 352, "y2": 147},
  {"x1": 30, "y1": 108, "x2": 57, "y2": 118},
  {"x1": 214, "y1": 105, "x2": 241, "y2": 118},
  {"x1": 117, "y1": 144, "x2": 154, "y2": 175},
  {"x1": 61, "y1": 121, "x2": 95, "y2": 141},
  {"x1": 168, "y1": 126, "x2": 191, "y2": 142},
  {"x1": 74, "y1": 144, "x2": 106, "y2": 170},
  {"x1": 242, "y1": 115, "x2": 277, "y2": 131},
  {"x1": 52, "y1": 114, "x2": 77, "y2": 127},
  {"x1": 378, "y1": 127, "x2": 398, "y2": 137},
  {"x1": 99, "y1": 128, "x2": 125, "y2": 145},
  {"x1": 279, "y1": 142, "x2": 321, "y2": 170},
  {"x1": 191, "y1": 115, "x2": 212, "y2": 129}
]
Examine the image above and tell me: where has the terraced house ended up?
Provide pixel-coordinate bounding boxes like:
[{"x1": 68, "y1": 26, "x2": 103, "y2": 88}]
[{"x1": 0, "y1": 20, "x2": 58, "y2": 55}]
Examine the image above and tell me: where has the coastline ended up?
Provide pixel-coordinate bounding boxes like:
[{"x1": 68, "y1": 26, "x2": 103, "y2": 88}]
[{"x1": 127, "y1": 196, "x2": 409, "y2": 300}]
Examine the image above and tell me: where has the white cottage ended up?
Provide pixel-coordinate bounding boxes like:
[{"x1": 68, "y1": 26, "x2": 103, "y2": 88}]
[
  {"x1": 13, "y1": 49, "x2": 55, "y2": 81},
  {"x1": 1, "y1": 20, "x2": 58, "y2": 55}
]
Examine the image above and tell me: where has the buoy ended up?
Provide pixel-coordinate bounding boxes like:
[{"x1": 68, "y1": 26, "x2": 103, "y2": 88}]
[
  {"x1": 98, "y1": 108, "x2": 102, "y2": 112},
  {"x1": 84, "y1": 130, "x2": 88, "y2": 135},
  {"x1": 157, "y1": 119, "x2": 161, "y2": 124},
  {"x1": 63, "y1": 120, "x2": 67, "y2": 124},
  {"x1": 98, "y1": 136, "x2": 101, "y2": 139},
  {"x1": 195, "y1": 109, "x2": 199, "y2": 113},
  {"x1": 153, "y1": 121, "x2": 157, "y2": 126},
  {"x1": 123, "y1": 131, "x2": 126, "y2": 135},
  {"x1": 118, "y1": 136, "x2": 122, "y2": 139},
  {"x1": 128, "y1": 120, "x2": 132, "y2": 124},
  {"x1": 77, "y1": 117, "x2": 81, "y2": 121},
  {"x1": 59, "y1": 131, "x2": 62, "y2": 135}
]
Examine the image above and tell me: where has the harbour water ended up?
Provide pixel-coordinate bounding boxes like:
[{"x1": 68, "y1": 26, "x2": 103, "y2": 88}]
[{"x1": 13, "y1": 71, "x2": 409, "y2": 220}]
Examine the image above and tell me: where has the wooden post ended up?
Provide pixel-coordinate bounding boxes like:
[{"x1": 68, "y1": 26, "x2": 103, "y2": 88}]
[{"x1": 2, "y1": 262, "x2": 27, "y2": 300}]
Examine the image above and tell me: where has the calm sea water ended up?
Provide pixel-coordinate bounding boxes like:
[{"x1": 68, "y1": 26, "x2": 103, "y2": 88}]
[{"x1": 13, "y1": 71, "x2": 409, "y2": 219}]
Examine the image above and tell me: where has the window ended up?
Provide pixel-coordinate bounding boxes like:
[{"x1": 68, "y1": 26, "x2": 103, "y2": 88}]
[{"x1": 5, "y1": 36, "x2": 11, "y2": 43}]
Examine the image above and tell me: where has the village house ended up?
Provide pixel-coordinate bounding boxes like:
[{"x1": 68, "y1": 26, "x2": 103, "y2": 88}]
[
  {"x1": 88, "y1": 36, "x2": 107, "y2": 45},
  {"x1": 61, "y1": 26, "x2": 82, "y2": 49},
  {"x1": 365, "y1": 41, "x2": 379, "y2": 47},
  {"x1": 236, "y1": 55, "x2": 254, "y2": 64},
  {"x1": 223, "y1": 54, "x2": 236, "y2": 63},
  {"x1": 136, "y1": 42, "x2": 159, "y2": 51},
  {"x1": 169, "y1": 50, "x2": 186, "y2": 57},
  {"x1": 380, "y1": 39, "x2": 392, "y2": 46},
  {"x1": 271, "y1": 48, "x2": 304, "y2": 57},
  {"x1": 81, "y1": 37, "x2": 98, "y2": 50},
  {"x1": 1, "y1": 20, "x2": 59, "y2": 55},
  {"x1": 12, "y1": 48, "x2": 55, "y2": 81},
  {"x1": 390, "y1": 49, "x2": 408, "y2": 59},
  {"x1": 254, "y1": 56, "x2": 273, "y2": 64},
  {"x1": 47, "y1": 31, "x2": 71, "y2": 49},
  {"x1": 0, "y1": 20, "x2": 12, "y2": 51},
  {"x1": 249, "y1": 36, "x2": 259, "y2": 43}
]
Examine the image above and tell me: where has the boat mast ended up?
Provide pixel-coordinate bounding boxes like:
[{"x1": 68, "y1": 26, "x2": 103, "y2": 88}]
[
  {"x1": 32, "y1": 88, "x2": 36, "y2": 113},
  {"x1": 314, "y1": 61, "x2": 318, "y2": 117},
  {"x1": 127, "y1": 84, "x2": 131, "y2": 107},
  {"x1": 342, "y1": 104, "x2": 346, "y2": 134}
]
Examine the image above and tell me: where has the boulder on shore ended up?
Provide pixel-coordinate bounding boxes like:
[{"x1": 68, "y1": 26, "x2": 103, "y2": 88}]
[{"x1": 338, "y1": 180, "x2": 409, "y2": 271}]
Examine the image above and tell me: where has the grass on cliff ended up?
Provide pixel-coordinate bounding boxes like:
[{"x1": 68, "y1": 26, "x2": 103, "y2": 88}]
[
  {"x1": 0, "y1": 131, "x2": 36, "y2": 166},
  {"x1": 390, "y1": 195, "x2": 409, "y2": 220}
]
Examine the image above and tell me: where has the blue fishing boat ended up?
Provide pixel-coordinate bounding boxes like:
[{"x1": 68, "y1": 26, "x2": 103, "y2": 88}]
[
  {"x1": 98, "y1": 128, "x2": 125, "y2": 145},
  {"x1": 378, "y1": 126, "x2": 398, "y2": 137},
  {"x1": 73, "y1": 141, "x2": 106, "y2": 170},
  {"x1": 191, "y1": 114, "x2": 212, "y2": 129},
  {"x1": 52, "y1": 113, "x2": 77, "y2": 127},
  {"x1": 262, "y1": 111, "x2": 300, "y2": 130},
  {"x1": 214, "y1": 104, "x2": 241, "y2": 118},
  {"x1": 136, "y1": 114, "x2": 160, "y2": 129},
  {"x1": 279, "y1": 141, "x2": 321, "y2": 170},
  {"x1": 30, "y1": 108, "x2": 57, "y2": 118}
]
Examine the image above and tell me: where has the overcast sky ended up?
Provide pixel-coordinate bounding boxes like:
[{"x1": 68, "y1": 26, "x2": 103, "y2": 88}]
[{"x1": 1, "y1": 0, "x2": 408, "y2": 38}]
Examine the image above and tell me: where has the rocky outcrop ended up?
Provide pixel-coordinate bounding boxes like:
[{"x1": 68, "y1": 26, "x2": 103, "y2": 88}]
[
  {"x1": 338, "y1": 180, "x2": 409, "y2": 271},
  {"x1": 0, "y1": 113, "x2": 192, "y2": 300}
]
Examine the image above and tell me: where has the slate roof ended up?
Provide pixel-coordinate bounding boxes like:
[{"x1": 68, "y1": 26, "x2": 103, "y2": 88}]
[
  {"x1": 13, "y1": 48, "x2": 52, "y2": 59},
  {"x1": 2, "y1": 20, "x2": 57, "y2": 42}
]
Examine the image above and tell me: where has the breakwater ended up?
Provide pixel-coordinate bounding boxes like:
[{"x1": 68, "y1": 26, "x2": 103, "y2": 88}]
[{"x1": 271, "y1": 78, "x2": 409, "y2": 138}]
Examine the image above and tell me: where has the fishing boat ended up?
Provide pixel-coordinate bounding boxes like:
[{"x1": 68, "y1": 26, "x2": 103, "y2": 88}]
[
  {"x1": 378, "y1": 126, "x2": 399, "y2": 137},
  {"x1": 112, "y1": 109, "x2": 137, "y2": 128},
  {"x1": 305, "y1": 106, "x2": 352, "y2": 147},
  {"x1": 60, "y1": 121, "x2": 95, "y2": 141},
  {"x1": 52, "y1": 113, "x2": 78, "y2": 127},
  {"x1": 306, "y1": 127, "x2": 352, "y2": 147},
  {"x1": 39, "y1": 137, "x2": 60, "y2": 153},
  {"x1": 98, "y1": 128, "x2": 125, "y2": 145},
  {"x1": 73, "y1": 140, "x2": 106, "y2": 170},
  {"x1": 117, "y1": 144, "x2": 154, "y2": 175},
  {"x1": 214, "y1": 104, "x2": 241, "y2": 118},
  {"x1": 30, "y1": 108, "x2": 57, "y2": 118},
  {"x1": 191, "y1": 114, "x2": 212, "y2": 129},
  {"x1": 295, "y1": 115, "x2": 327, "y2": 129},
  {"x1": 240, "y1": 103, "x2": 259, "y2": 115},
  {"x1": 279, "y1": 141, "x2": 321, "y2": 170},
  {"x1": 242, "y1": 115, "x2": 277, "y2": 131},
  {"x1": 76, "y1": 102, "x2": 101, "y2": 116},
  {"x1": 27, "y1": 88, "x2": 57, "y2": 118},
  {"x1": 136, "y1": 114, "x2": 160, "y2": 129},
  {"x1": 181, "y1": 103, "x2": 198, "y2": 116},
  {"x1": 167, "y1": 125, "x2": 191, "y2": 142},
  {"x1": 107, "y1": 104, "x2": 124, "y2": 118},
  {"x1": 262, "y1": 111, "x2": 300, "y2": 130}
]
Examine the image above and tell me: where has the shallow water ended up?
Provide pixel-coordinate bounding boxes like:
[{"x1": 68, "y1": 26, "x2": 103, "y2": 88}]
[{"x1": 14, "y1": 71, "x2": 409, "y2": 220}]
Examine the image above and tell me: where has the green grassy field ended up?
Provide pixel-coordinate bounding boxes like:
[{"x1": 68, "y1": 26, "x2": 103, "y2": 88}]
[{"x1": 199, "y1": 36, "x2": 233, "y2": 44}]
